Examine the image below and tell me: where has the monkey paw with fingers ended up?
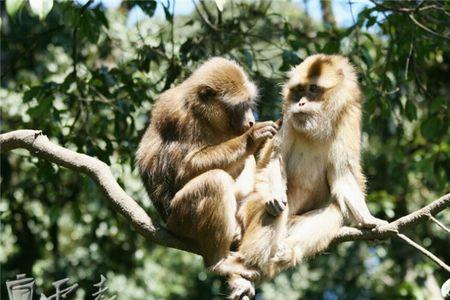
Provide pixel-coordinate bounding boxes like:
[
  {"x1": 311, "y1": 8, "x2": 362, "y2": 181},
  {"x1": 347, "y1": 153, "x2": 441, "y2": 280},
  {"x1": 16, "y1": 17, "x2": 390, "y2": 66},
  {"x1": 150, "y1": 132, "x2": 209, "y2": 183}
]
[
  {"x1": 265, "y1": 196, "x2": 287, "y2": 217},
  {"x1": 247, "y1": 121, "x2": 279, "y2": 147}
]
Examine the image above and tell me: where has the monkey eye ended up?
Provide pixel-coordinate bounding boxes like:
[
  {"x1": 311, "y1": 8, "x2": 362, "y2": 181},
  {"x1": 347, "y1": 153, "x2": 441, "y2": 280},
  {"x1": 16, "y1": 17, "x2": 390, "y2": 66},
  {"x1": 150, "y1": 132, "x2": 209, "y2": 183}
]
[
  {"x1": 290, "y1": 85, "x2": 305, "y2": 101},
  {"x1": 297, "y1": 85, "x2": 306, "y2": 92},
  {"x1": 309, "y1": 84, "x2": 319, "y2": 92},
  {"x1": 198, "y1": 86, "x2": 216, "y2": 101}
]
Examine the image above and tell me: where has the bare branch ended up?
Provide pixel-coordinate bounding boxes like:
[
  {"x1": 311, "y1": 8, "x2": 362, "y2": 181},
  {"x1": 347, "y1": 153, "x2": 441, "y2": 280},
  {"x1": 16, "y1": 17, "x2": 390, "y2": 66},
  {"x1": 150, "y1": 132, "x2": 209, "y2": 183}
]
[
  {"x1": 192, "y1": 0, "x2": 219, "y2": 31},
  {"x1": 0, "y1": 129, "x2": 199, "y2": 255},
  {"x1": 409, "y1": 14, "x2": 450, "y2": 40},
  {"x1": 1, "y1": 129, "x2": 449, "y2": 271},
  {"x1": 397, "y1": 233, "x2": 450, "y2": 273},
  {"x1": 428, "y1": 214, "x2": 450, "y2": 234},
  {"x1": 333, "y1": 193, "x2": 450, "y2": 244}
]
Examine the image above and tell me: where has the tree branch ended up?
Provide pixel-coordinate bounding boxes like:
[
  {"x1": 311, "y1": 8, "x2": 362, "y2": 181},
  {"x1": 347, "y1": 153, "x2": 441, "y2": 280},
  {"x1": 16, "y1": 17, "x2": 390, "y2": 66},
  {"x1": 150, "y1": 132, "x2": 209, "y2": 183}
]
[
  {"x1": 333, "y1": 193, "x2": 450, "y2": 243},
  {"x1": 428, "y1": 214, "x2": 450, "y2": 234},
  {"x1": 332, "y1": 193, "x2": 450, "y2": 272},
  {"x1": 396, "y1": 233, "x2": 450, "y2": 273},
  {"x1": 0, "y1": 129, "x2": 199, "y2": 255},
  {"x1": 1, "y1": 129, "x2": 449, "y2": 269}
]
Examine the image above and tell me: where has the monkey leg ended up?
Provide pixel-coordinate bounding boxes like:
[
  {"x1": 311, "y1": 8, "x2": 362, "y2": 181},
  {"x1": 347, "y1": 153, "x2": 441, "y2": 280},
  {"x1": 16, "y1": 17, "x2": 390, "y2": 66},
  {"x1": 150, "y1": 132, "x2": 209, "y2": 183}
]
[
  {"x1": 270, "y1": 203, "x2": 344, "y2": 273},
  {"x1": 166, "y1": 169, "x2": 255, "y2": 278}
]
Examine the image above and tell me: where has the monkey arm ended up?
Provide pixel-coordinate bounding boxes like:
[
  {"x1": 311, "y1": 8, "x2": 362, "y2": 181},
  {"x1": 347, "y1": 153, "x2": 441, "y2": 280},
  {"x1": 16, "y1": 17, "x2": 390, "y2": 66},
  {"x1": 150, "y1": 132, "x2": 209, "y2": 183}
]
[
  {"x1": 234, "y1": 156, "x2": 257, "y2": 201},
  {"x1": 180, "y1": 134, "x2": 252, "y2": 180},
  {"x1": 255, "y1": 138, "x2": 287, "y2": 216},
  {"x1": 256, "y1": 153, "x2": 287, "y2": 216},
  {"x1": 328, "y1": 168, "x2": 387, "y2": 228}
]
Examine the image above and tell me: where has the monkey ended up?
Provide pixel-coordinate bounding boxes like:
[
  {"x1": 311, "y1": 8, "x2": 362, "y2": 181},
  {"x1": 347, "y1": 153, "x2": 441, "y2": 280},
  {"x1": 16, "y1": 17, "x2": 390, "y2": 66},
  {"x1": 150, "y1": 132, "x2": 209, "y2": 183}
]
[
  {"x1": 226, "y1": 54, "x2": 388, "y2": 299},
  {"x1": 135, "y1": 57, "x2": 279, "y2": 280}
]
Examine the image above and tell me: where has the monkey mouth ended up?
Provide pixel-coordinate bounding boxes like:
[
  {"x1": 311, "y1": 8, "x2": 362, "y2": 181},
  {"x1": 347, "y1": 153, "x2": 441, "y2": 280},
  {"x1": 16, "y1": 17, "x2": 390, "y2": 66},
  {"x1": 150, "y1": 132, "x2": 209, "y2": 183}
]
[{"x1": 292, "y1": 111, "x2": 312, "y2": 121}]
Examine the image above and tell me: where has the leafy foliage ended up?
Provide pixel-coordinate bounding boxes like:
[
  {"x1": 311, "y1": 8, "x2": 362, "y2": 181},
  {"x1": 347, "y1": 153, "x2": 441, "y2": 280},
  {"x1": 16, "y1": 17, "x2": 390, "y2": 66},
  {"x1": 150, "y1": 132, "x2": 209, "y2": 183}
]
[{"x1": 1, "y1": 0, "x2": 449, "y2": 299}]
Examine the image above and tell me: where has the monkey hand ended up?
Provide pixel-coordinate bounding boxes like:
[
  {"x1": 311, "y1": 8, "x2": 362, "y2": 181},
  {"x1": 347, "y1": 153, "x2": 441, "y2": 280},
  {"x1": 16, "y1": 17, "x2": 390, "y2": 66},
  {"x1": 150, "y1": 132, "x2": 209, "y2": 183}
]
[
  {"x1": 247, "y1": 121, "x2": 279, "y2": 150},
  {"x1": 357, "y1": 215, "x2": 389, "y2": 229},
  {"x1": 265, "y1": 194, "x2": 287, "y2": 217}
]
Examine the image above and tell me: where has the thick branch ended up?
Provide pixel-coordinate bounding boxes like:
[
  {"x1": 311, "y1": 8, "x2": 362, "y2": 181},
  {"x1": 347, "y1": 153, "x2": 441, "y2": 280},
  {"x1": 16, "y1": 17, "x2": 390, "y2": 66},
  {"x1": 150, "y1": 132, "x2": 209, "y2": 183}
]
[
  {"x1": 0, "y1": 129, "x2": 199, "y2": 254},
  {"x1": 1, "y1": 129, "x2": 449, "y2": 266}
]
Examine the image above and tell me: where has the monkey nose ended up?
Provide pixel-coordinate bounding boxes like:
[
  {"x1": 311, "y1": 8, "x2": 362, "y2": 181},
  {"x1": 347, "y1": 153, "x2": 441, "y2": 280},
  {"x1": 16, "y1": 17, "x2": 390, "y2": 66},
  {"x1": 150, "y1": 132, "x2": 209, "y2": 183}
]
[
  {"x1": 248, "y1": 121, "x2": 254, "y2": 127},
  {"x1": 299, "y1": 98, "x2": 307, "y2": 106}
]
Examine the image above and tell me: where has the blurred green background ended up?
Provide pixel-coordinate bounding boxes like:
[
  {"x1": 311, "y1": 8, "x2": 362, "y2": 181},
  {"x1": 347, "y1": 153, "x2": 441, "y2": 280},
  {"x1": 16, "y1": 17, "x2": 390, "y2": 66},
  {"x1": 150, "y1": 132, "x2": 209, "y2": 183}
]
[{"x1": 1, "y1": 0, "x2": 449, "y2": 299}]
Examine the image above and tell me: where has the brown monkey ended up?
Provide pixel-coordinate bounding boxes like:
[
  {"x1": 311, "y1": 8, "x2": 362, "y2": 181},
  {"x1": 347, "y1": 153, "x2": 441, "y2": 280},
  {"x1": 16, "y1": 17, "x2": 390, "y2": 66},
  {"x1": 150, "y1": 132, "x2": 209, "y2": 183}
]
[
  {"x1": 227, "y1": 54, "x2": 388, "y2": 299},
  {"x1": 136, "y1": 57, "x2": 279, "y2": 279}
]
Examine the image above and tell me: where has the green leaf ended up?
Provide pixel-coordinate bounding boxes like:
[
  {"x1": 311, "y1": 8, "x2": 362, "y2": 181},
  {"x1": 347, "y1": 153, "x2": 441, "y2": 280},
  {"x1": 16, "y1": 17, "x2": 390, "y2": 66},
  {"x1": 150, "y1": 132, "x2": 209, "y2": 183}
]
[
  {"x1": 242, "y1": 49, "x2": 253, "y2": 69},
  {"x1": 163, "y1": 4, "x2": 173, "y2": 23},
  {"x1": 360, "y1": 47, "x2": 373, "y2": 67},
  {"x1": 23, "y1": 86, "x2": 40, "y2": 102},
  {"x1": 280, "y1": 50, "x2": 301, "y2": 71},
  {"x1": 6, "y1": 0, "x2": 25, "y2": 17},
  {"x1": 366, "y1": 16, "x2": 377, "y2": 28},
  {"x1": 431, "y1": 96, "x2": 445, "y2": 113},
  {"x1": 420, "y1": 116, "x2": 442, "y2": 141},
  {"x1": 441, "y1": 278, "x2": 450, "y2": 298},
  {"x1": 29, "y1": 0, "x2": 53, "y2": 20},
  {"x1": 404, "y1": 99, "x2": 417, "y2": 121}
]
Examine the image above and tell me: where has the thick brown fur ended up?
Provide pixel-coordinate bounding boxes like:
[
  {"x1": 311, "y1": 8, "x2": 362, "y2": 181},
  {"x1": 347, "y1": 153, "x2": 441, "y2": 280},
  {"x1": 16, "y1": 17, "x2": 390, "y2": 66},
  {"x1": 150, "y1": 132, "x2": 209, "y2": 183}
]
[
  {"x1": 227, "y1": 54, "x2": 387, "y2": 299},
  {"x1": 136, "y1": 57, "x2": 278, "y2": 278}
]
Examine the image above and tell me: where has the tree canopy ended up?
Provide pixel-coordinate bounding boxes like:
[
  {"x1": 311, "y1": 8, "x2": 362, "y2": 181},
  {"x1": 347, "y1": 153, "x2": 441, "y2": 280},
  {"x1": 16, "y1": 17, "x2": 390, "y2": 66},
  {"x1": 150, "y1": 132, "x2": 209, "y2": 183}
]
[{"x1": 1, "y1": 0, "x2": 449, "y2": 299}]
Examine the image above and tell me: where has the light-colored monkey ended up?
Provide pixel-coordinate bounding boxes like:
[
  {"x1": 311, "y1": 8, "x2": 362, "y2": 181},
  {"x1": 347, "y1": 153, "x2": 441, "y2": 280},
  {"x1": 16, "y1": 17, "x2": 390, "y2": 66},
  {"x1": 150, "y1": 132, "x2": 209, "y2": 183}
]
[
  {"x1": 136, "y1": 57, "x2": 279, "y2": 279},
  {"x1": 227, "y1": 54, "x2": 388, "y2": 299}
]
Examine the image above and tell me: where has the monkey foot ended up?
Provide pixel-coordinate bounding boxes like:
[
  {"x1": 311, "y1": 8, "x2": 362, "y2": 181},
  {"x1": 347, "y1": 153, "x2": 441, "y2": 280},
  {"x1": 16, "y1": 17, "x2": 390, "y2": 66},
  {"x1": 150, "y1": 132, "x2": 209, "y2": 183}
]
[
  {"x1": 228, "y1": 276, "x2": 255, "y2": 300},
  {"x1": 213, "y1": 253, "x2": 260, "y2": 281},
  {"x1": 358, "y1": 216, "x2": 389, "y2": 229}
]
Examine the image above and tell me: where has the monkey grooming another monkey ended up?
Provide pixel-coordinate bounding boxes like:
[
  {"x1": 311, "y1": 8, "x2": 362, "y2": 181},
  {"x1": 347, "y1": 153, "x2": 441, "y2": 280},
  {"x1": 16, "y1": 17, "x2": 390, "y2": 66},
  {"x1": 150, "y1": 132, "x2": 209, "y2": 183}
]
[
  {"x1": 227, "y1": 54, "x2": 388, "y2": 299},
  {"x1": 136, "y1": 57, "x2": 279, "y2": 279}
]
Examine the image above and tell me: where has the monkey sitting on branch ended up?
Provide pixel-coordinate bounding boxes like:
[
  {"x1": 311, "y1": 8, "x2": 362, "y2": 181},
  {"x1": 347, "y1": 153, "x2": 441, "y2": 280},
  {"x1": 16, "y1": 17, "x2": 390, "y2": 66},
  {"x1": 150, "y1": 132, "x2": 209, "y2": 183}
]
[
  {"x1": 136, "y1": 57, "x2": 279, "y2": 279},
  {"x1": 226, "y1": 54, "x2": 388, "y2": 299}
]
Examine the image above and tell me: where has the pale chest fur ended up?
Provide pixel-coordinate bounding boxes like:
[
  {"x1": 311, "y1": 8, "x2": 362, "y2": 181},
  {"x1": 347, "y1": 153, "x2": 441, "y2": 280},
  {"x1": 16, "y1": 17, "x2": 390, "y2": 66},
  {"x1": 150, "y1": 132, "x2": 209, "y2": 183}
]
[{"x1": 282, "y1": 138, "x2": 330, "y2": 215}]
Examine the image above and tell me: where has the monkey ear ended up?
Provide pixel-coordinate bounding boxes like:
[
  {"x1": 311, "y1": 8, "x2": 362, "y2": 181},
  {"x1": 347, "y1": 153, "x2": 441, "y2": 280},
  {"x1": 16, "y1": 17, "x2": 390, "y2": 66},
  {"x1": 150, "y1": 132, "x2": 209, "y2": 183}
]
[{"x1": 198, "y1": 85, "x2": 217, "y2": 101}]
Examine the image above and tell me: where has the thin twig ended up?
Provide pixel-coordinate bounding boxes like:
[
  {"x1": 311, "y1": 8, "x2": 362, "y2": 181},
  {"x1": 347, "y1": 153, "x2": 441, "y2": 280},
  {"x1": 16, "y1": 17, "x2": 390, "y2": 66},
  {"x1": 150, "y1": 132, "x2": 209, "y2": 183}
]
[
  {"x1": 396, "y1": 233, "x2": 450, "y2": 273},
  {"x1": 404, "y1": 42, "x2": 414, "y2": 81},
  {"x1": 428, "y1": 214, "x2": 450, "y2": 234},
  {"x1": 409, "y1": 14, "x2": 450, "y2": 40},
  {"x1": 192, "y1": 0, "x2": 219, "y2": 31}
]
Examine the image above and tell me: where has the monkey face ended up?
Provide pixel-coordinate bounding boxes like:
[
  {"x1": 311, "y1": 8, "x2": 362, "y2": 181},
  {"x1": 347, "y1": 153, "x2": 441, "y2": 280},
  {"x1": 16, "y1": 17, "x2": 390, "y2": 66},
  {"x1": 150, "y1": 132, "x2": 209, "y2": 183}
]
[
  {"x1": 282, "y1": 54, "x2": 361, "y2": 140},
  {"x1": 186, "y1": 57, "x2": 258, "y2": 137},
  {"x1": 194, "y1": 85, "x2": 256, "y2": 136},
  {"x1": 227, "y1": 101, "x2": 256, "y2": 135},
  {"x1": 284, "y1": 83, "x2": 329, "y2": 137}
]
